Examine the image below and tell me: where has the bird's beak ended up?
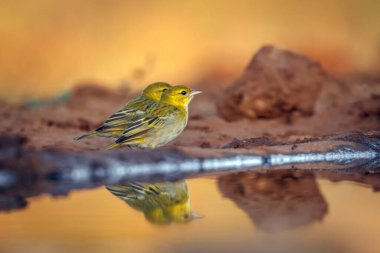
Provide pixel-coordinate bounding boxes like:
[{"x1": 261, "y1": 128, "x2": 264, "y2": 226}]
[{"x1": 189, "y1": 89, "x2": 202, "y2": 96}]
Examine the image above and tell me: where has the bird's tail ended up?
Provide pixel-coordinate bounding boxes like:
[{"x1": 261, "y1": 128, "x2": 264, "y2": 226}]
[
  {"x1": 106, "y1": 185, "x2": 131, "y2": 198},
  {"x1": 74, "y1": 131, "x2": 97, "y2": 141}
]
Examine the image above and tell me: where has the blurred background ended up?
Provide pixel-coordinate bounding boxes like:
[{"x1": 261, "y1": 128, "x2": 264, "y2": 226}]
[{"x1": 0, "y1": 0, "x2": 379, "y2": 103}]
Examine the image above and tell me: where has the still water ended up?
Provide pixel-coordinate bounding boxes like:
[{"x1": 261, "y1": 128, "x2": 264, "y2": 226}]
[{"x1": 0, "y1": 170, "x2": 379, "y2": 253}]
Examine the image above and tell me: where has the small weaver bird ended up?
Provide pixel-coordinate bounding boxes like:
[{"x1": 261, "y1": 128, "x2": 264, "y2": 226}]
[
  {"x1": 106, "y1": 85, "x2": 201, "y2": 149},
  {"x1": 106, "y1": 181, "x2": 201, "y2": 224},
  {"x1": 75, "y1": 82, "x2": 172, "y2": 140}
]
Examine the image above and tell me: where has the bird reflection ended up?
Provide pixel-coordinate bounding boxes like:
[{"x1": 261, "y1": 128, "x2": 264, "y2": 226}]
[
  {"x1": 106, "y1": 180, "x2": 200, "y2": 224},
  {"x1": 218, "y1": 170, "x2": 328, "y2": 233}
]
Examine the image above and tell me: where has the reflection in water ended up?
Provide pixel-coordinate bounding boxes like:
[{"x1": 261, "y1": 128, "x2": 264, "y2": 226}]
[
  {"x1": 218, "y1": 170, "x2": 328, "y2": 233},
  {"x1": 106, "y1": 181, "x2": 199, "y2": 224}
]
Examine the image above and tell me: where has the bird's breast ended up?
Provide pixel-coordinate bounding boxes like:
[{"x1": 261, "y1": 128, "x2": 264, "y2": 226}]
[{"x1": 145, "y1": 110, "x2": 188, "y2": 148}]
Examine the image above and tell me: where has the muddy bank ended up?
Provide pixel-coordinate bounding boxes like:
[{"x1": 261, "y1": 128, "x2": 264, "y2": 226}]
[{"x1": 0, "y1": 46, "x2": 378, "y2": 153}]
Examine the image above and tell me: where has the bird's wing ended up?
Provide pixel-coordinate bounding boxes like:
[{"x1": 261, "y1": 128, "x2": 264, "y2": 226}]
[
  {"x1": 98, "y1": 97, "x2": 154, "y2": 130},
  {"x1": 106, "y1": 184, "x2": 163, "y2": 199},
  {"x1": 113, "y1": 113, "x2": 170, "y2": 145},
  {"x1": 129, "y1": 183, "x2": 175, "y2": 204},
  {"x1": 101, "y1": 108, "x2": 145, "y2": 128},
  {"x1": 129, "y1": 183, "x2": 163, "y2": 195}
]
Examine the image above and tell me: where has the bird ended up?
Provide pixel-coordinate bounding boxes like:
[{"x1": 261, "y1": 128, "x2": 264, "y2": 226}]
[
  {"x1": 106, "y1": 181, "x2": 201, "y2": 224},
  {"x1": 105, "y1": 85, "x2": 201, "y2": 149},
  {"x1": 74, "y1": 82, "x2": 172, "y2": 140}
]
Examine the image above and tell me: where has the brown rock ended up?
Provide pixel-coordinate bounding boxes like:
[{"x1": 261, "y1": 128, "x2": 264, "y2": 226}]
[{"x1": 217, "y1": 45, "x2": 328, "y2": 120}]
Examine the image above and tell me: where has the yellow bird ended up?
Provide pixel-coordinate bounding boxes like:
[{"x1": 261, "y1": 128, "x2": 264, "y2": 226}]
[
  {"x1": 75, "y1": 82, "x2": 171, "y2": 140},
  {"x1": 106, "y1": 85, "x2": 201, "y2": 149},
  {"x1": 106, "y1": 181, "x2": 200, "y2": 224}
]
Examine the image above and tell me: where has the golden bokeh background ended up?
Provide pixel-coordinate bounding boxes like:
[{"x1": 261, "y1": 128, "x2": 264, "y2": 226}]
[{"x1": 1, "y1": 0, "x2": 379, "y2": 102}]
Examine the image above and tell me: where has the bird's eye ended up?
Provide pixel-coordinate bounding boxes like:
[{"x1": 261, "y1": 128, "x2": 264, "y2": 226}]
[
  {"x1": 181, "y1": 91, "x2": 187, "y2": 95},
  {"x1": 162, "y1": 88, "x2": 168, "y2": 92}
]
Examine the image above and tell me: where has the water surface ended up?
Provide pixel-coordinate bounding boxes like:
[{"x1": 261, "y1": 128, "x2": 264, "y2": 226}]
[{"x1": 1, "y1": 170, "x2": 379, "y2": 253}]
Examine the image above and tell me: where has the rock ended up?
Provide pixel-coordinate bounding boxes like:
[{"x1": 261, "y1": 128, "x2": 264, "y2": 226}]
[{"x1": 217, "y1": 45, "x2": 328, "y2": 120}]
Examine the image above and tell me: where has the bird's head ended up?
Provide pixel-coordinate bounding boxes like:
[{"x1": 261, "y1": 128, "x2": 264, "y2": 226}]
[
  {"x1": 161, "y1": 85, "x2": 202, "y2": 107},
  {"x1": 169, "y1": 202, "x2": 203, "y2": 223},
  {"x1": 142, "y1": 82, "x2": 172, "y2": 102}
]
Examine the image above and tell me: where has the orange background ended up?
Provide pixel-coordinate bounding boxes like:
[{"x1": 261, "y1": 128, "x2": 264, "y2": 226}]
[{"x1": 1, "y1": 0, "x2": 379, "y2": 102}]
